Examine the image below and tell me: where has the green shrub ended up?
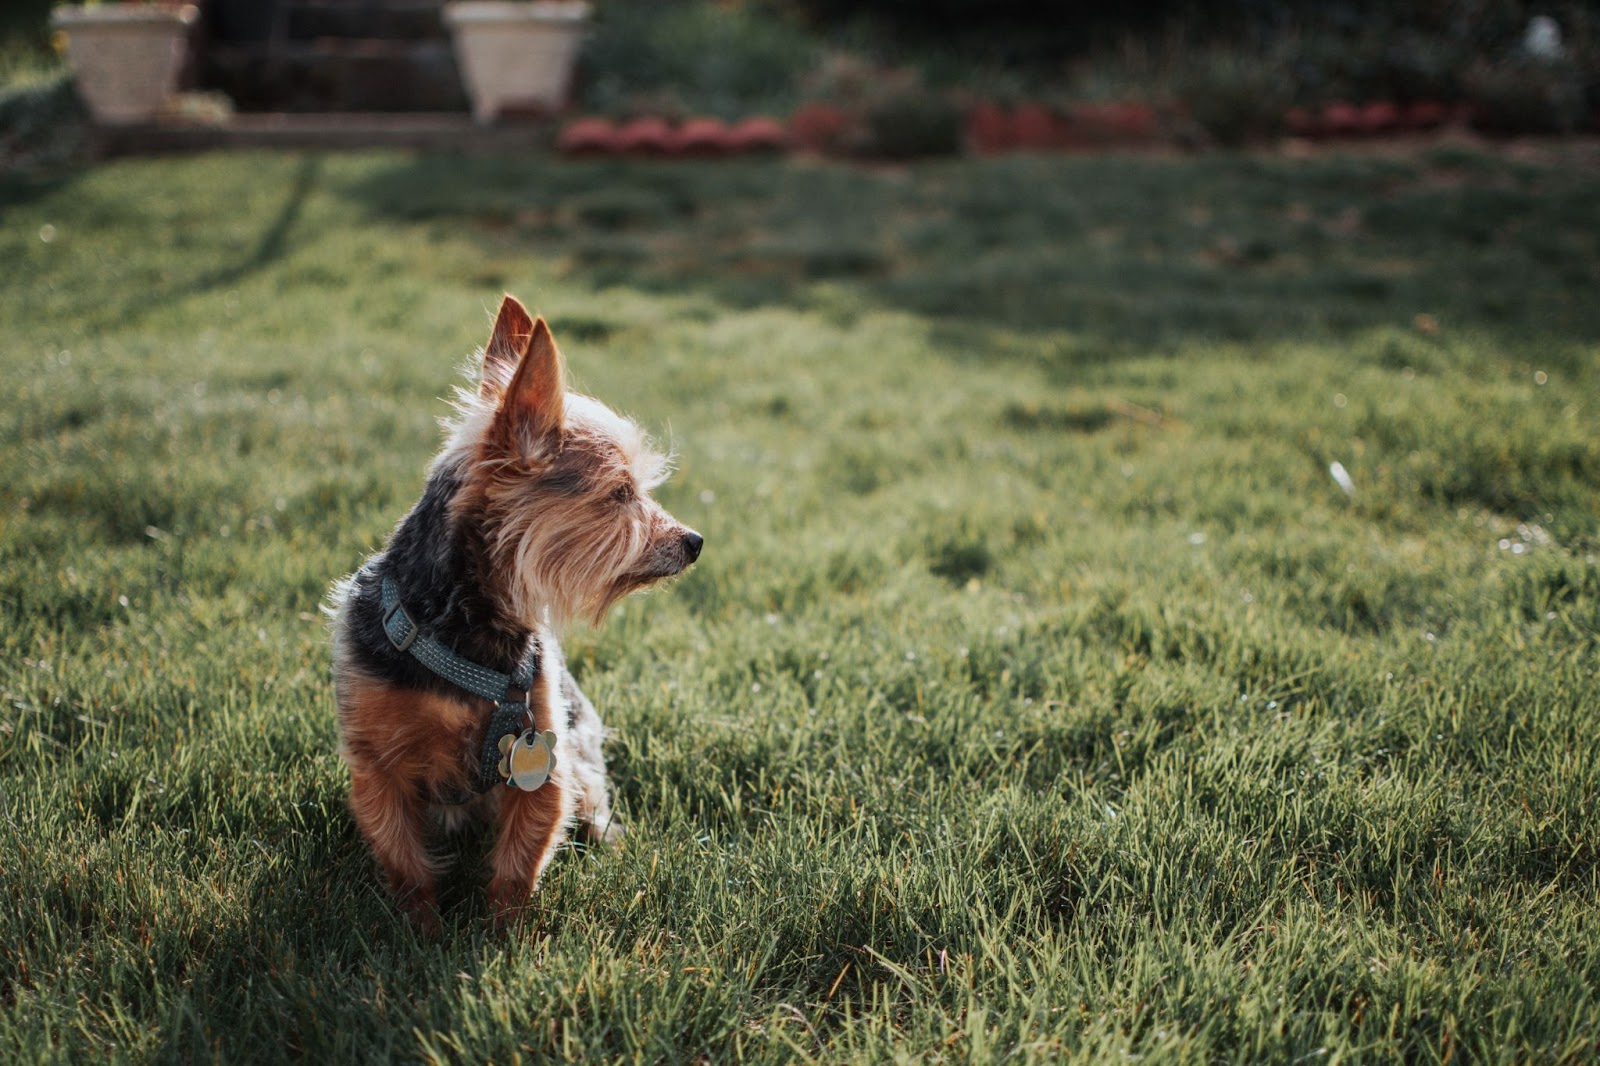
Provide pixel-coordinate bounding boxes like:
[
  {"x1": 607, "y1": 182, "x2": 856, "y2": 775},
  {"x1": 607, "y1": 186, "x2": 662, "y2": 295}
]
[
  {"x1": 579, "y1": 0, "x2": 818, "y2": 118},
  {"x1": 1377, "y1": 34, "x2": 1468, "y2": 102},
  {"x1": 1177, "y1": 50, "x2": 1291, "y2": 146},
  {"x1": 1468, "y1": 58, "x2": 1588, "y2": 133},
  {"x1": 0, "y1": 69, "x2": 84, "y2": 173},
  {"x1": 858, "y1": 85, "x2": 963, "y2": 159}
]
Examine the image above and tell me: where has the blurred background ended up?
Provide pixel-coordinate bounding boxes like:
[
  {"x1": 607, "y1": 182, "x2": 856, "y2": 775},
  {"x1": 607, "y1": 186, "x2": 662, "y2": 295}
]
[{"x1": 4, "y1": 0, "x2": 1600, "y2": 168}]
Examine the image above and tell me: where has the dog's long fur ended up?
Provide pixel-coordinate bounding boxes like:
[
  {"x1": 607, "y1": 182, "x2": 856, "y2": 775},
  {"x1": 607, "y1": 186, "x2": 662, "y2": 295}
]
[{"x1": 329, "y1": 296, "x2": 700, "y2": 927}]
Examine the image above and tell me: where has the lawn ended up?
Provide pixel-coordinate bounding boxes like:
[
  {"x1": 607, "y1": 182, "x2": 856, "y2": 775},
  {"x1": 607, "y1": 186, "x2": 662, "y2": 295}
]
[{"x1": 2, "y1": 144, "x2": 1598, "y2": 1063}]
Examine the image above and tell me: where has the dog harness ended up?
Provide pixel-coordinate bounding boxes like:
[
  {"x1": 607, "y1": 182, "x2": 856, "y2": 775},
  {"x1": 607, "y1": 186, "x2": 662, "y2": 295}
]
[{"x1": 377, "y1": 572, "x2": 557, "y2": 796}]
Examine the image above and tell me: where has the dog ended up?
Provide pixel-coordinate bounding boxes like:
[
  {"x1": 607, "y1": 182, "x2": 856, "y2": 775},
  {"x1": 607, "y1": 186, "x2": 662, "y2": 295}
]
[{"x1": 329, "y1": 295, "x2": 702, "y2": 928}]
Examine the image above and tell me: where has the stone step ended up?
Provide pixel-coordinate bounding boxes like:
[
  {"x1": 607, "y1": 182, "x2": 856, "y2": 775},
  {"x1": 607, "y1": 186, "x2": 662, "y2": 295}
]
[{"x1": 88, "y1": 112, "x2": 550, "y2": 157}]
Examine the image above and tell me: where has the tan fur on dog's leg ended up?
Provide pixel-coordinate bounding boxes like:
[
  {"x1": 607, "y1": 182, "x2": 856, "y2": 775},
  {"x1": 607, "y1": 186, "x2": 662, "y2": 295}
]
[
  {"x1": 348, "y1": 766, "x2": 440, "y2": 933},
  {"x1": 486, "y1": 783, "x2": 569, "y2": 924}
]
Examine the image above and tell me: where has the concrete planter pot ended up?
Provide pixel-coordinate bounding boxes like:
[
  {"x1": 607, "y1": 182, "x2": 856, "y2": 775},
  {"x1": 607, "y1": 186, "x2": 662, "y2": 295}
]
[
  {"x1": 51, "y1": 4, "x2": 198, "y2": 126},
  {"x1": 443, "y1": 1, "x2": 589, "y2": 123}
]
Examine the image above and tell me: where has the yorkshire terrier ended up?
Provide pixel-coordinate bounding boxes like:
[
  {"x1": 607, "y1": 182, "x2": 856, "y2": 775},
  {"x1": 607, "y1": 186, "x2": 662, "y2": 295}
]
[{"x1": 329, "y1": 295, "x2": 702, "y2": 928}]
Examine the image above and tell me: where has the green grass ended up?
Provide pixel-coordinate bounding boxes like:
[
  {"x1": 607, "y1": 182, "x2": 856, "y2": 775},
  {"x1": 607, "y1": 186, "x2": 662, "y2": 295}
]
[{"x1": 2, "y1": 144, "x2": 1598, "y2": 1063}]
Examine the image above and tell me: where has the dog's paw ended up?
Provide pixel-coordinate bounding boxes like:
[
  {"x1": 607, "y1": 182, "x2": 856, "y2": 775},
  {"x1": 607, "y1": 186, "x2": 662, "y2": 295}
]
[
  {"x1": 395, "y1": 885, "x2": 442, "y2": 937},
  {"x1": 486, "y1": 876, "x2": 533, "y2": 928}
]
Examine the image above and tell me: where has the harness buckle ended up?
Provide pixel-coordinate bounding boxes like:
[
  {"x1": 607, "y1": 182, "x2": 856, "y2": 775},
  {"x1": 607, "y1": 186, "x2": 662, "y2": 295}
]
[{"x1": 383, "y1": 601, "x2": 418, "y2": 652}]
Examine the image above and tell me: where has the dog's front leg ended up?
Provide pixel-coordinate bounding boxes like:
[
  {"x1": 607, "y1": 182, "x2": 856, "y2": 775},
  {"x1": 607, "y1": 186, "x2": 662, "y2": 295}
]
[
  {"x1": 348, "y1": 765, "x2": 441, "y2": 933},
  {"x1": 487, "y1": 782, "x2": 569, "y2": 923}
]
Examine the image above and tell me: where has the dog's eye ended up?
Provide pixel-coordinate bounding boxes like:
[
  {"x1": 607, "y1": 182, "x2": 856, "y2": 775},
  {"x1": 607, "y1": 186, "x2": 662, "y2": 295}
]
[{"x1": 610, "y1": 485, "x2": 635, "y2": 506}]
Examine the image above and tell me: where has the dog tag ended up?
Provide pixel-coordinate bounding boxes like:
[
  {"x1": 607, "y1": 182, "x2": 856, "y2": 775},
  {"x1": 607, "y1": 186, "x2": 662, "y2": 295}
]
[{"x1": 497, "y1": 729, "x2": 557, "y2": 791}]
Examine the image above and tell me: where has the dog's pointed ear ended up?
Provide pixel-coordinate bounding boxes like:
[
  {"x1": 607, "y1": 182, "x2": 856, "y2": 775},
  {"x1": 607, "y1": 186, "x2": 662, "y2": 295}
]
[
  {"x1": 479, "y1": 295, "x2": 535, "y2": 399},
  {"x1": 492, "y1": 316, "x2": 565, "y2": 453}
]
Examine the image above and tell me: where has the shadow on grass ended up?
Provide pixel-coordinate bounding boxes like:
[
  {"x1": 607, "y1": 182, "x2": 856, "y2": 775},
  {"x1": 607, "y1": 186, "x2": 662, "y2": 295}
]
[
  {"x1": 14, "y1": 153, "x2": 324, "y2": 336},
  {"x1": 179, "y1": 153, "x2": 322, "y2": 304},
  {"x1": 336, "y1": 150, "x2": 1600, "y2": 356},
  {"x1": 0, "y1": 153, "x2": 82, "y2": 215},
  {"x1": 149, "y1": 801, "x2": 511, "y2": 1059}
]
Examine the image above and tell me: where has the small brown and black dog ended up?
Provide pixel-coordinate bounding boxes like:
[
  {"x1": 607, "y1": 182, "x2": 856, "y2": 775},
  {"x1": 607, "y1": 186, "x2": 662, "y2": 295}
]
[{"x1": 329, "y1": 295, "x2": 702, "y2": 928}]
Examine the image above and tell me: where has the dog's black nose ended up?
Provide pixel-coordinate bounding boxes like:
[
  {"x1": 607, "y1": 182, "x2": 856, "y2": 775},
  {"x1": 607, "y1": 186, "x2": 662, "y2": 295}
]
[{"x1": 682, "y1": 530, "x2": 703, "y2": 563}]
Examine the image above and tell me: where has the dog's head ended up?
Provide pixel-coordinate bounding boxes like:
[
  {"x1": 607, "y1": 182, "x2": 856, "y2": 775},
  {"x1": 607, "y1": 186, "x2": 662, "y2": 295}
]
[{"x1": 447, "y1": 295, "x2": 702, "y2": 628}]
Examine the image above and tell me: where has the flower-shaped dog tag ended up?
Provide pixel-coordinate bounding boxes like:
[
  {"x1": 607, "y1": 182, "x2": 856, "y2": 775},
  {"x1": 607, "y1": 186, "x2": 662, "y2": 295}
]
[{"x1": 497, "y1": 729, "x2": 557, "y2": 791}]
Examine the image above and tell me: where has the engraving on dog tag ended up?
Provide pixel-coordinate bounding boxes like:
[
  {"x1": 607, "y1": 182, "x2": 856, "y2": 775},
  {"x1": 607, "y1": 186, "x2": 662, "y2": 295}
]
[{"x1": 502, "y1": 728, "x2": 557, "y2": 791}]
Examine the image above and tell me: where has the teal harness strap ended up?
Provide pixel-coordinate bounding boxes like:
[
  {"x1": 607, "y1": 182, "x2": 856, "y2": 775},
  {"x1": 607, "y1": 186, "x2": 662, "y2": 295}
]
[
  {"x1": 377, "y1": 572, "x2": 542, "y2": 796},
  {"x1": 380, "y1": 576, "x2": 524, "y2": 702}
]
